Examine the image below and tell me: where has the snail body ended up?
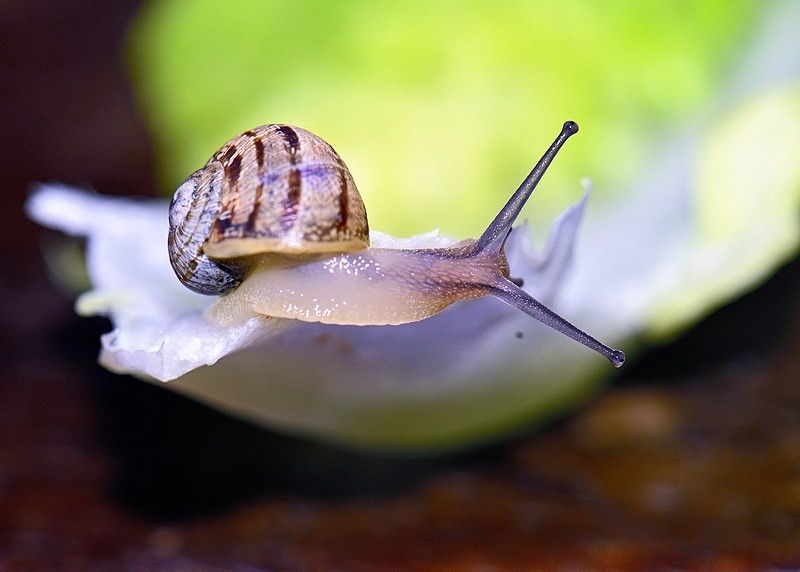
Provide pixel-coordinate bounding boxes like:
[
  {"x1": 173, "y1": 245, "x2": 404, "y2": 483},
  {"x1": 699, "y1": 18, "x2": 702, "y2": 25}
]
[
  {"x1": 206, "y1": 246, "x2": 501, "y2": 326},
  {"x1": 169, "y1": 122, "x2": 626, "y2": 367}
]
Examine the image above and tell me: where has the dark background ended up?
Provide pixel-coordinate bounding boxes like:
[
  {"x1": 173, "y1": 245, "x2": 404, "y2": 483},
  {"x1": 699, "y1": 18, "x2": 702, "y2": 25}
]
[{"x1": 2, "y1": 2, "x2": 800, "y2": 568}]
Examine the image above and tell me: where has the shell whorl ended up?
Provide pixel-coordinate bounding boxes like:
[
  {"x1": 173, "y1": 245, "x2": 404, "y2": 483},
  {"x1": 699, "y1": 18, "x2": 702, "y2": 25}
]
[{"x1": 168, "y1": 166, "x2": 242, "y2": 295}]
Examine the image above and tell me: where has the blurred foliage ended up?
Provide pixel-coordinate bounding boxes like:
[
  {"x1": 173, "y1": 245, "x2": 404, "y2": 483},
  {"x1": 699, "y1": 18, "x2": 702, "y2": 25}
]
[
  {"x1": 650, "y1": 87, "x2": 800, "y2": 336},
  {"x1": 698, "y1": 89, "x2": 800, "y2": 247},
  {"x1": 129, "y1": 0, "x2": 759, "y2": 238}
]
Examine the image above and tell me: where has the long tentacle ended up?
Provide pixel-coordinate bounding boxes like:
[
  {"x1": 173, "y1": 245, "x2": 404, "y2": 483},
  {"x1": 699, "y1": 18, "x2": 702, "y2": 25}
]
[
  {"x1": 488, "y1": 278, "x2": 626, "y2": 368},
  {"x1": 475, "y1": 121, "x2": 579, "y2": 254}
]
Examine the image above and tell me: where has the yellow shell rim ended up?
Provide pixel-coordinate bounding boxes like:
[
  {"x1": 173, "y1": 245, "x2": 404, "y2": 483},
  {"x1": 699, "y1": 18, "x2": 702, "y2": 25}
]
[{"x1": 204, "y1": 237, "x2": 370, "y2": 259}]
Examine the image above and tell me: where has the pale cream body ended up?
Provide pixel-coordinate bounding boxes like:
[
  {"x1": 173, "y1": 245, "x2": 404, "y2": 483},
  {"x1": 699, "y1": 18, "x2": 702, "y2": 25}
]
[{"x1": 206, "y1": 247, "x2": 499, "y2": 326}]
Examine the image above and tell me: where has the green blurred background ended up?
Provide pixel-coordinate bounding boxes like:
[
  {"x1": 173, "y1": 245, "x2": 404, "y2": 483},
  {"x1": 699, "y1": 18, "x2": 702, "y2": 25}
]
[{"x1": 130, "y1": 0, "x2": 759, "y2": 237}]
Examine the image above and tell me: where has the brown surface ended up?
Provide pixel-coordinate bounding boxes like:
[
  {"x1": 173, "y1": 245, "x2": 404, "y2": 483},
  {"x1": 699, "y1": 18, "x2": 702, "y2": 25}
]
[{"x1": 2, "y1": 2, "x2": 800, "y2": 569}]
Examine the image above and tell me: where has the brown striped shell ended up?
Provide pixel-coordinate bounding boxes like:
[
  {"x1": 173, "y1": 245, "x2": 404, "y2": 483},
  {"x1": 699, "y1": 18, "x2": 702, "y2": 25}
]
[{"x1": 168, "y1": 125, "x2": 370, "y2": 295}]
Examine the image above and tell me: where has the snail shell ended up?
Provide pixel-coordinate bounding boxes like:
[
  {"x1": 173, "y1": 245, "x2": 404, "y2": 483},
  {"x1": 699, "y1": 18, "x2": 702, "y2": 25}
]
[{"x1": 168, "y1": 124, "x2": 369, "y2": 295}]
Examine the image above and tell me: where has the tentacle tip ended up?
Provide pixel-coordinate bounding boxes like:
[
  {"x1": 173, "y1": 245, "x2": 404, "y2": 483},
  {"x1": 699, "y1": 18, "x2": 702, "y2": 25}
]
[
  {"x1": 562, "y1": 121, "x2": 579, "y2": 137},
  {"x1": 608, "y1": 349, "x2": 626, "y2": 368}
]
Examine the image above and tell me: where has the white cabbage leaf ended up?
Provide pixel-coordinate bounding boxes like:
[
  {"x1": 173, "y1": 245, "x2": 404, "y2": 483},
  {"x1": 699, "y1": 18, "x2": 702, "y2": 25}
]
[{"x1": 29, "y1": 183, "x2": 620, "y2": 449}]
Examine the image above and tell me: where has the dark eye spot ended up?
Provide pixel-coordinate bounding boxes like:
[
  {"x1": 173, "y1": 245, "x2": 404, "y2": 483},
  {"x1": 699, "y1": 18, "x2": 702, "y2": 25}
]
[{"x1": 516, "y1": 331, "x2": 524, "y2": 339}]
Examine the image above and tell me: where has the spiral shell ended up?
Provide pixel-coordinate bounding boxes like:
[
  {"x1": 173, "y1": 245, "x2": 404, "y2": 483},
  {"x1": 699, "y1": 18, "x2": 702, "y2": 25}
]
[{"x1": 168, "y1": 124, "x2": 370, "y2": 295}]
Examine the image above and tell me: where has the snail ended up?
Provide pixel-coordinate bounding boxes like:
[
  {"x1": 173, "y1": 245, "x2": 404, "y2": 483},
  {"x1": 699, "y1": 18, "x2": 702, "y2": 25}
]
[{"x1": 168, "y1": 121, "x2": 626, "y2": 367}]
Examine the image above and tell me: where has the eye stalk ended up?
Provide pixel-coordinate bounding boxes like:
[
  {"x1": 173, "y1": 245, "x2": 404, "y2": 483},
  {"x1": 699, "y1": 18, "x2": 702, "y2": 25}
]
[
  {"x1": 476, "y1": 120, "x2": 581, "y2": 253},
  {"x1": 489, "y1": 280, "x2": 627, "y2": 368}
]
